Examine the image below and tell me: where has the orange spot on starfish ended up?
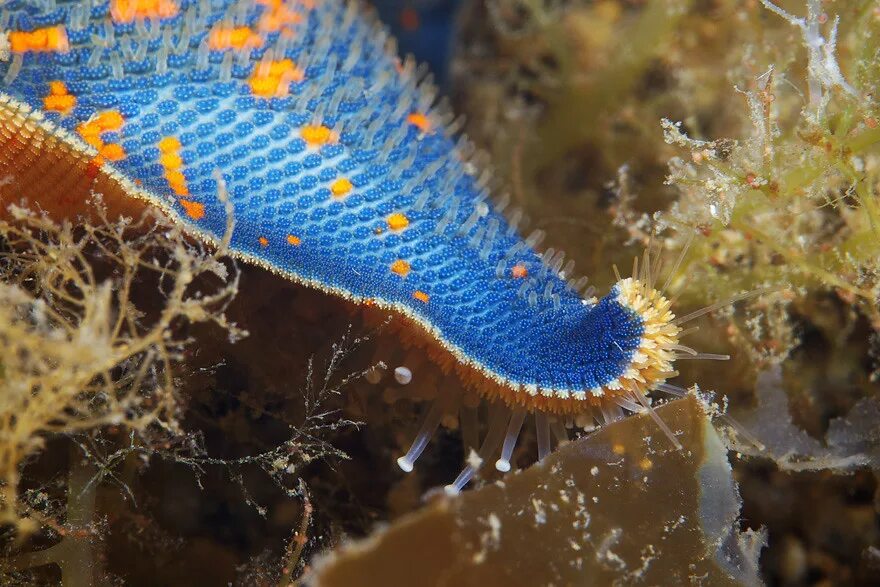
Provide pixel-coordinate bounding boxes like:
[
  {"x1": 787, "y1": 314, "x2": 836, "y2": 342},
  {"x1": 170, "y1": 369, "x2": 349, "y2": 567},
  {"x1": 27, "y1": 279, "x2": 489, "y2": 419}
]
[
  {"x1": 391, "y1": 259, "x2": 411, "y2": 277},
  {"x1": 209, "y1": 26, "x2": 263, "y2": 50},
  {"x1": 407, "y1": 113, "x2": 431, "y2": 133},
  {"x1": 330, "y1": 178, "x2": 353, "y2": 197},
  {"x1": 77, "y1": 111, "x2": 126, "y2": 161},
  {"x1": 256, "y1": 0, "x2": 304, "y2": 33},
  {"x1": 99, "y1": 143, "x2": 126, "y2": 161},
  {"x1": 249, "y1": 59, "x2": 304, "y2": 97},
  {"x1": 9, "y1": 27, "x2": 69, "y2": 53},
  {"x1": 110, "y1": 0, "x2": 179, "y2": 23},
  {"x1": 387, "y1": 213, "x2": 410, "y2": 231},
  {"x1": 43, "y1": 81, "x2": 75, "y2": 114},
  {"x1": 180, "y1": 200, "x2": 205, "y2": 220},
  {"x1": 300, "y1": 125, "x2": 335, "y2": 146}
]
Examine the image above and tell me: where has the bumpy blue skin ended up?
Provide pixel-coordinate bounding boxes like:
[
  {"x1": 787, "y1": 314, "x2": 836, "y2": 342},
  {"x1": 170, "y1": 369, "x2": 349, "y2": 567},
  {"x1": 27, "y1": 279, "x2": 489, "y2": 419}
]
[{"x1": 0, "y1": 0, "x2": 644, "y2": 395}]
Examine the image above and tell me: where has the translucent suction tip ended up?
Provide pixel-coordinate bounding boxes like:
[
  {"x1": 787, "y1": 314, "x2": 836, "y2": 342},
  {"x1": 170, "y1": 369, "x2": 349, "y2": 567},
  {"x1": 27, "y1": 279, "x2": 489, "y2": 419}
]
[
  {"x1": 494, "y1": 410, "x2": 526, "y2": 472},
  {"x1": 396, "y1": 400, "x2": 443, "y2": 473},
  {"x1": 394, "y1": 366, "x2": 412, "y2": 385},
  {"x1": 396, "y1": 456, "x2": 414, "y2": 473},
  {"x1": 444, "y1": 466, "x2": 475, "y2": 495},
  {"x1": 446, "y1": 405, "x2": 508, "y2": 492}
]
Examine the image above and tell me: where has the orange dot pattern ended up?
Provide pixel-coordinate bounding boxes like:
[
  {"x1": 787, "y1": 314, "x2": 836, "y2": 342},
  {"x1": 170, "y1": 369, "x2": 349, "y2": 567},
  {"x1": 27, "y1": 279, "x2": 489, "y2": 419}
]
[
  {"x1": 77, "y1": 111, "x2": 126, "y2": 161},
  {"x1": 387, "y1": 213, "x2": 410, "y2": 231},
  {"x1": 9, "y1": 27, "x2": 69, "y2": 53},
  {"x1": 208, "y1": 26, "x2": 264, "y2": 50},
  {"x1": 43, "y1": 81, "x2": 76, "y2": 114},
  {"x1": 158, "y1": 136, "x2": 188, "y2": 196},
  {"x1": 110, "y1": 0, "x2": 179, "y2": 23},
  {"x1": 10, "y1": 14, "x2": 438, "y2": 311},
  {"x1": 0, "y1": 0, "x2": 673, "y2": 415},
  {"x1": 180, "y1": 200, "x2": 206, "y2": 220},
  {"x1": 249, "y1": 59, "x2": 304, "y2": 98},
  {"x1": 391, "y1": 259, "x2": 411, "y2": 277},
  {"x1": 300, "y1": 125, "x2": 335, "y2": 146},
  {"x1": 156, "y1": 137, "x2": 205, "y2": 220},
  {"x1": 330, "y1": 178, "x2": 353, "y2": 197},
  {"x1": 407, "y1": 113, "x2": 431, "y2": 133},
  {"x1": 257, "y1": 0, "x2": 305, "y2": 33}
]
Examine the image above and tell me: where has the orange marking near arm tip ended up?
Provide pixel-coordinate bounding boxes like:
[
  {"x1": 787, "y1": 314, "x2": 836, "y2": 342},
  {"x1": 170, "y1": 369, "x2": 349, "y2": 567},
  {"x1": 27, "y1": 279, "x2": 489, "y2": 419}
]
[
  {"x1": 511, "y1": 264, "x2": 528, "y2": 279},
  {"x1": 256, "y1": 0, "x2": 304, "y2": 33},
  {"x1": 158, "y1": 136, "x2": 181, "y2": 152},
  {"x1": 286, "y1": 234, "x2": 301, "y2": 246},
  {"x1": 259, "y1": 236, "x2": 269, "y2": 247},
  {"x1": 43, "y1": 94, "x2": 76, "y2": 114},
  {"x1": 158, "y1": 136, "x2": 189, "y2": 196},
  {"x1": 159, "y1": 152, "x2": 183, "y2": 169},
  {"x1": 93, "y1": 111, "x2": 124, "y2": 131},
  {"x1": 164, "y1": 170, "x2": 185, "y2": 184},
  {"x1": 413, "y1": 291, "x2": 430, "y2": 303},
  {"x1": 99, "y1": 143, "x2": 126, "y2": 161}
]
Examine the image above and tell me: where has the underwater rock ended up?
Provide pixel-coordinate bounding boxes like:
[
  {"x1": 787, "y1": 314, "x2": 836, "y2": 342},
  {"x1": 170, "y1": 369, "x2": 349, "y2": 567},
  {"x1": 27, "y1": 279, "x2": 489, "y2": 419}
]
[{"x1": 309, "y1": 396, "x2": 764, "y2": 586}]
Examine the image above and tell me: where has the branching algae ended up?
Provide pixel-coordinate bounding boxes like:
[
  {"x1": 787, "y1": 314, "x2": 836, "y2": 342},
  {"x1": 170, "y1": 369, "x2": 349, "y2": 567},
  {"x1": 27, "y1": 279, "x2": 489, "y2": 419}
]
[{"x1": 0, "y1": 201, "x2": 242, "y2": 534}]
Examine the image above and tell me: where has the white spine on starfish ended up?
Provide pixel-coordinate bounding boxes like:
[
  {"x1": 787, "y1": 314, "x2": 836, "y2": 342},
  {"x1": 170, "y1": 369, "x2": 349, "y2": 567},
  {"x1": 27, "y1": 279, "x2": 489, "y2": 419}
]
[{"x1": 0, "y1": 31, "x2": 9, "y2": 63}]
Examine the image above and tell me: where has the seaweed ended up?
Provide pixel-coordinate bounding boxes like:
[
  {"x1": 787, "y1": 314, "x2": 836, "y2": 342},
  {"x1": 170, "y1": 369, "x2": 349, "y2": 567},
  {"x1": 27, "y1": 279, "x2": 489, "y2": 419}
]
[
  {"x1": 309, "y1": 396, "x2": 765, "y2": 587},
  {"x1": 450, "y1": 0, "x2": 880, "y2": 583},
  {"x1": 0, "y1": 199, "x2": 242, "y2": 535}
]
